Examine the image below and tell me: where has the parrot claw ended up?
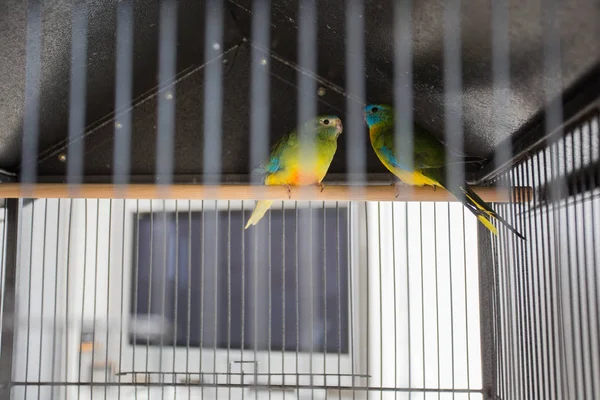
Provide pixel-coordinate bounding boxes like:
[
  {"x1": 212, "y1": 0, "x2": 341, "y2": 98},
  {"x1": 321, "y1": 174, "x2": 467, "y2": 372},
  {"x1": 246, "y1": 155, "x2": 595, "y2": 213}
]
[
  {"x1": 316, "y1": 183, "x2": 325, "y2": 193},
  {"x1": 433, "y1": 185, "x2": 437, "y2": 192},
  {"x1": 284, "y1": 184, "x2": 292, "y2": 199},
  {"x1": 394, "y1": 183, "x2": 400, "y2": 199}
]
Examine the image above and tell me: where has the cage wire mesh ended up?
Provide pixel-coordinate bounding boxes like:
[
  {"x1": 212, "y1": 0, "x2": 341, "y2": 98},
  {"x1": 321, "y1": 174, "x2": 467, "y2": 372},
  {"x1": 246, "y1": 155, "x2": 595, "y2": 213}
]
[{"x1": 0, "y1": 0, "x2": 599, "y2": 399}]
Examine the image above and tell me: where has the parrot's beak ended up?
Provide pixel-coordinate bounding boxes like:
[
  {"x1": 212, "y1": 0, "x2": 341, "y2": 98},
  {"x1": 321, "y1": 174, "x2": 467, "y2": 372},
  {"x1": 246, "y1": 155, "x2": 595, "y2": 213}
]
[{"x1": 336, "y1": 119, "x2": 343, "y2": 137}]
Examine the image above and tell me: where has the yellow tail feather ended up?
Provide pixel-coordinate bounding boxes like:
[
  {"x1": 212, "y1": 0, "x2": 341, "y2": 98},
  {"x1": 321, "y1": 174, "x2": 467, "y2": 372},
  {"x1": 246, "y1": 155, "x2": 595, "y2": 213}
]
[
  {"x1": 244, "y1": 200, "x2": 274, "y2": 229},
  {"x1": 477, "y1": 215, "x2": 498, "y2": 236}
]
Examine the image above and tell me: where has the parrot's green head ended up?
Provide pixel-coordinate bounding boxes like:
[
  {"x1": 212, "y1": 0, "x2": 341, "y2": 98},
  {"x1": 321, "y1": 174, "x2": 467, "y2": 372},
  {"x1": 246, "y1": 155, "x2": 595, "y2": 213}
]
[
  {"x1": 303, "y1": 115, "x2": 343, "y2": 140},
  {"x1": 364, "y1": 104, "x2": 394, "y2": 129}
]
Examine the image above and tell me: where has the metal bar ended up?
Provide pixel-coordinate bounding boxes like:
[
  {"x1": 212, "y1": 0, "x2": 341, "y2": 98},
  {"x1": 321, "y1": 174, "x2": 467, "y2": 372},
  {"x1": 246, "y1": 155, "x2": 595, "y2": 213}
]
[
  {"x1": 20, "y1": 0, "x2": 42, "y2": 189},
  {"x1": 155, "y1": 0, "x2": 178, "y2": 189},
  {"x1": 37, "y1": 199, "x2": 48, "y2": 399},
  {"x1": 0, "y1": 184, "x2": 533, "y2": 202},
  {"x1": 345, "y1": 0, "x2": 367, "y2": 191},
  {"x1": 477, "y1": 215, "x2": 498, "y2": 399},
  {"x1": 24, "y1": 198, "x2": 36, "y2": 400},
  {"x1": 112, "y1": 0, "x2": 133, "y2": 187},
  {"x1": 0, "y1": 200, "x2": 20, "y2": 397},
  {"x1": 104, "y1": 200, "x2": 113, "y2": 398},
  {"x1": 66, "y1": 0, "x2": 89, "y2": 190},
  {"x1": 446, "y1": 203, "x2": 454, "y2": 396},
  {"x1": 7, "y1": 381, "x2": 485, "y2": 393}
]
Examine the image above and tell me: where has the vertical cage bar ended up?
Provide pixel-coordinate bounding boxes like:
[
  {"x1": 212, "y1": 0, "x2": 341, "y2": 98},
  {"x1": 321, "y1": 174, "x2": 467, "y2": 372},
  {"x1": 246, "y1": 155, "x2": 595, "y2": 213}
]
[
  {"x1": 155, "y1": 0, "x2": 178, "y2": 189},
  {"x1": 66, "y1": 0, "x2": 89, "y2": 189},
  {"x1": 20, "y1": 0, "x2": 42, "y2": 189},
  {"x1": 393, "y1": 0, "x2": 414, "y2": 194},
  {"x1": 249, "y1": 0, "x2": 271, "y2": 187},
  {"x1": 202, "y1": 0, "x2": 224, "y2": 187},
  {"x1": 113, "y1": 0, "x2": 134, "y2": 187},
  {"x1": 345, "y1": 0, "x2": 367, "y2": 189}
]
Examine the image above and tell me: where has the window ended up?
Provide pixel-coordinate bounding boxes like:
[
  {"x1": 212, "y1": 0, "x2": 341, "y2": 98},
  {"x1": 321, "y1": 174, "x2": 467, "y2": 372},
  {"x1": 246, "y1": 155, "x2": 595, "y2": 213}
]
[{"x1": 130, "y1": 205, "x2": 351, "y2": 355}]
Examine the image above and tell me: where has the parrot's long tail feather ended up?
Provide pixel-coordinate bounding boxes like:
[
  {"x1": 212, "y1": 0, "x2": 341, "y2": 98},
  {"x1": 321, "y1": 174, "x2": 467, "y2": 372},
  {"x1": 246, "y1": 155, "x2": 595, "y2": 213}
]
[
  {"x1": 244, "y1": 200, "x2": 274, "y2": 229},
  {"x1": 447, "y1": 184, "x2": 526, "y2": 240}
]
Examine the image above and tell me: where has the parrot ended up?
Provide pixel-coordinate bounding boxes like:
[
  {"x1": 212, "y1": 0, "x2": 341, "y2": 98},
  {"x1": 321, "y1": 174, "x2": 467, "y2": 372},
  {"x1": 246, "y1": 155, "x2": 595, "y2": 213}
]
[
  {"x1": 244, "y1": 115, "x2": 343, "y2": 229},
  {"x1": 363, "y1": 104, "x2": 525, "y2": 240}
]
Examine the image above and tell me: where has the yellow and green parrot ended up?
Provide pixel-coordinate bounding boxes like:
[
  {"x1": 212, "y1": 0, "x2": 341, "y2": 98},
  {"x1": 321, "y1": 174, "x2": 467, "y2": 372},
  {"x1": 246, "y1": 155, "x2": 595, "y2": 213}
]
[
  {"x1": 364, "y1": 104, "x2": 525, "y2": 240},
  {"x1": 244, "y1": 115, "x2": 343, "y2": 229}
]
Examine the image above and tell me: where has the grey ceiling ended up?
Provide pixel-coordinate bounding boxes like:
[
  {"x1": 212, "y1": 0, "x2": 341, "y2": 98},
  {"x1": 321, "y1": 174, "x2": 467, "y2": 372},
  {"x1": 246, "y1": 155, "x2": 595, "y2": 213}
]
[{"x1": 0, "y1": 0, "x2": 599, "y2": 184}]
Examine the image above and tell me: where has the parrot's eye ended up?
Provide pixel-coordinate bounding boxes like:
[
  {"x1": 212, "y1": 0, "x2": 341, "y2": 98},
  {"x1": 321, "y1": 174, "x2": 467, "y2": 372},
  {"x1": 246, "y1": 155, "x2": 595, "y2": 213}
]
[
  {"x1": 371, "y1": 107, "x2": 379, "y2": 113},
  {"x1": 322, "y1": 119, "x2": 330, "y2": 125}
]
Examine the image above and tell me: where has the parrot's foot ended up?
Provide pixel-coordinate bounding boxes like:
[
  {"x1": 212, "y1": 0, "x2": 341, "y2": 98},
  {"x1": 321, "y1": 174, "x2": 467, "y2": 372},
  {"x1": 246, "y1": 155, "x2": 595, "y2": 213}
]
[
  {"x1": 394, "y1": 183, "x2": 401, "y2": 199},
  {"x1": 432, "y1": 185, "x2": 437, "y2": 192},
  {"x1": 284, "y1": 184, "x2": 292, "y2": 199},
  {"x1": 316, "y1": 182, "x2": 325, "y2": 193}
]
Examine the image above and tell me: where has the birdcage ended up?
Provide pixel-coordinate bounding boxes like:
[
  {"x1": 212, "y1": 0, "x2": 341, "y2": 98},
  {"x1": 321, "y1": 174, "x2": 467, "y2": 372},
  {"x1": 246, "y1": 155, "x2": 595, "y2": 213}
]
[{"x1": 0, "y1": 0, "x2": 599, "y2": 399}]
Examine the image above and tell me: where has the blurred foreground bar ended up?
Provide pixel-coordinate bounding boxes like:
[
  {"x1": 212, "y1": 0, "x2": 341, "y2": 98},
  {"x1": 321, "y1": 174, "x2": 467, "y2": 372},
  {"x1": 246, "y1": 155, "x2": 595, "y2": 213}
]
[{"x1": 0, "y1": 183, "x2": 532, "y2": 202}]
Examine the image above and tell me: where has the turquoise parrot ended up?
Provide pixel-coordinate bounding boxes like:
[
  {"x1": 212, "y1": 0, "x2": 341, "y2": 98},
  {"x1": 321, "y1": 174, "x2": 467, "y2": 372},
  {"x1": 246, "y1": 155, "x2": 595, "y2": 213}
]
[
  {"x1": 245, "y1": 115, "x2": 343, "y2": 229},
  {"x1": 364, "y1": 104, "x2": 525, "y2": 240}
]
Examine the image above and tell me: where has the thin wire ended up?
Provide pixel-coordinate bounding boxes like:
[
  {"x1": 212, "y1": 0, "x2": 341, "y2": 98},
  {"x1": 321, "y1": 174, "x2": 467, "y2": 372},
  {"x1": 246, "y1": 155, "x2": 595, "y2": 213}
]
[
  {"x1": 460, "y1": 206, "x2": 471, "y2": 399},
  {"x1": 50, "y1": 200, "x2": 62, "y2": 399},
  {"x1": 348, "y1": 203, "x2": 356, "y2": 400},
  {"x1": 336, "y1": 202, "x2": 342, "y2": 394},
  {"x1": 213, "y1": 202, "x2": 219, "y2": 398},
  {"x1": 391, "y1": 203, "x2": 398, "y2": 400},
  {"x1": 420, "y1": 203, "x2": 426, "y2": 396},
  {"x1": 65, "y1": 200, "x2": 74, "y2": 392},
  {"x1": 227, "y1": 201, "x2": 232, "y2": 400},
  {"x1": 91, "y1": 200, "x2": 101, "y2": 390},
  {"x1": 199, "y1": 200, "x2": 205, "y2": 395},
  {"x1": 173, "y1": 201, "x2": 179, "y2": 395},
  {"x1": 268, "y1": 206, "x2": 272, "y2": 399},
  {"x1": 446, "y1": 203, "x2": 454, "y2": 399},
  {"x1": 309, "y1": 202, "x2": 315, "y2": 400},
  {"x1": 252, "y1": 207, "x2": 258, "y2": 400},
  {"x1": 434, "y1": 203, "x2": 440, "y2": 400},
  {"x1": 322, "y1": 202, "x2": 327, "y2": 397},
  {"x1": 118, "y1": 200, "x2": 126, "y2": 398},
  {"x1": 377, "y1": 203, "x2": 383, "y2": 399},
  {"x1": 281, "y1": 202, "x2": 286, "y2": 398},
  {"x1": 295, "y1": 202, "x2": 299, "y2": 389},
  {"x1": 104, "y1": 200, "x2": 113, "y2": 399},
  {"x1": 24, "y1": 192, "x2": 36, "y2": 400},
  {"x1": 145, "y1": 201, "x2": 155, "y2": 396},
  {"x1": 132, "y1": 200, "x2": 140, "y2": 399},
  {"x1": 37, "y1": 200, "x2": 48, "y2": 400},
  {"x1": 186, "y1": 200, "x2": 192, "y2": 399},
  {"x1": 240, "y1": 201, "x2": 246, "y2": 400},
  {"x1": 77, "y1": 200, "x2": 88, "y2": 400}
]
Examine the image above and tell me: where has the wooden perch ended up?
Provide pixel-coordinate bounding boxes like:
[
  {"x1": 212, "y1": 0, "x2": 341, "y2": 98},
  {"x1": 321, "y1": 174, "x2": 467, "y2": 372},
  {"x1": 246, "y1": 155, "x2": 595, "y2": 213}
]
[{"x1": 0, "y1": 183, "x2": 533, "y2": 203}]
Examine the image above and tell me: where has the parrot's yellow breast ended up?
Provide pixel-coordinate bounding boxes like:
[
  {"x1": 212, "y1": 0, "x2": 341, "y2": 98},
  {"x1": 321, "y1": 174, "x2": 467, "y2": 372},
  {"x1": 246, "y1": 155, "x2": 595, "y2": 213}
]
[{"x1": 264, "y1": 145, "x2": 335, "y2": 186}]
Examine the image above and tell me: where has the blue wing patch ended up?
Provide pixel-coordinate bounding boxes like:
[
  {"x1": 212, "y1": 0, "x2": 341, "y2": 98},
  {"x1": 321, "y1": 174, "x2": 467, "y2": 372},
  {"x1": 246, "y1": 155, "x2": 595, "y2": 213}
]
[
  {"x1": 380, "y1": 146, "x2": 409, "y2": 170},
  {"x1": 264, "y1": 157, "x2": 281, "y2": 174}
]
